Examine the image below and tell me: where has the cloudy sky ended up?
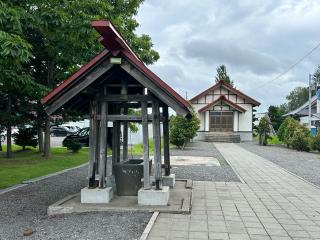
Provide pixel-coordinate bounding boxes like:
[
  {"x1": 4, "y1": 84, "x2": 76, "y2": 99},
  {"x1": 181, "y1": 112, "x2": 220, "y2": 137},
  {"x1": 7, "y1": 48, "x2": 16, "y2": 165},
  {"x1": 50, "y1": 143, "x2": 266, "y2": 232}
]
[{"x1": 136, "y1": 0, "x2": 320, "y2": 111}]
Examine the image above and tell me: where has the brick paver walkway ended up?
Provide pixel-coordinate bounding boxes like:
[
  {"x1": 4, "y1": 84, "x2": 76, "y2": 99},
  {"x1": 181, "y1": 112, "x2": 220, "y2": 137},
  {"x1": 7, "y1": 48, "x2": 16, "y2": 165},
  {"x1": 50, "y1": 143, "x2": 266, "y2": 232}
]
[{"x1": 147, "y1": 143, "x2": 320, "y2": 240}]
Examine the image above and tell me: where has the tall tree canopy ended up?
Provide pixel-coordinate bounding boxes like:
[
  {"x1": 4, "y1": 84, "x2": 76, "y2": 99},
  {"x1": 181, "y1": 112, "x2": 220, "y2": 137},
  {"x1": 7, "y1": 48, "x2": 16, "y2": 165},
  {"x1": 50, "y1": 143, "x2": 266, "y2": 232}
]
[
  {"x1": 0, "y1": 0, "x2": 159, "y2": 157},
  {"x1": 215, "y1": 65, "x2": 233, "y2": 86},
  {"x1": 267, "y1": 105, "x2": 286, "y2": 132},
  {"x1": 313, "y1": 65, "x2": 320, "y2": 84},
  {"x1": 286, "y1": 87, "x2": 309, "y2": 111},
  {"x1": 0, "y1": 1, "x2": 46, "y2": 157}
]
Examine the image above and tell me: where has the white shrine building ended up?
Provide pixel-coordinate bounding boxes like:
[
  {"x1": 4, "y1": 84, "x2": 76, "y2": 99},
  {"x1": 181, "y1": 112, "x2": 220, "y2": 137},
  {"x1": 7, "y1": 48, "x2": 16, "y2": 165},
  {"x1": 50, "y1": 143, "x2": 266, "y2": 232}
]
[{"x1": 190, "y1": 80, "x2": 260, "y2": 142}]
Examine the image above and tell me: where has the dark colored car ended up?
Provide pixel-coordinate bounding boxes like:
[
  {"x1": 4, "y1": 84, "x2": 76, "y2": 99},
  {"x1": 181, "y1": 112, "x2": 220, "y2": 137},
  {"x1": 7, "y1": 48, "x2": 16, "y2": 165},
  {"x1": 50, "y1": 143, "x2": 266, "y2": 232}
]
[
  {"x1": 50, "y1": 126, "x2": 73, "y2": 137},
  {"x1": 63, "y1": 127, "x2": 113, "y2": 147}
]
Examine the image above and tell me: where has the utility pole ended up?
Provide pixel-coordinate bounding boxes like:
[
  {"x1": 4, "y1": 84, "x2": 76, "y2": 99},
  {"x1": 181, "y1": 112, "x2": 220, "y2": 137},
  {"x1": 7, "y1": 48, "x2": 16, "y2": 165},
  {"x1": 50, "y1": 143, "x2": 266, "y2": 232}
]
[{"x1": 309, "y1": 74, "x2": 312, "y2": 130}]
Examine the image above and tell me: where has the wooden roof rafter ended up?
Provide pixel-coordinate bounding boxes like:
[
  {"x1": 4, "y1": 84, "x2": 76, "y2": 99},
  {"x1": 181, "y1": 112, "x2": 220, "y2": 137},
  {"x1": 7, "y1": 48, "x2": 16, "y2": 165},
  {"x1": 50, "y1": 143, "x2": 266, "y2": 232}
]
[
  {"x1": 198, "y1": 95, "x2": 246, "y2": 113},
  {"x1": 41, "y1": 20, "x2": 191, "y2": 117},
  {"x1": 190, "y1": 80, "x2": 260, "y2": 107}
]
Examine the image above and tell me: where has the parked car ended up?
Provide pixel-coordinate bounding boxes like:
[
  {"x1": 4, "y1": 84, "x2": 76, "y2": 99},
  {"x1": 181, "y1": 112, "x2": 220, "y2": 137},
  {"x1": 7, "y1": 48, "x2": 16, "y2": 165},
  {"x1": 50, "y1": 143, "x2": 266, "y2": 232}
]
[
  {"x1": 50, "y1": 126, "x2": 73, "y2": 137},
  {"x1": 63, "y1": 125, "x2": 81, "y2": 134},
  {"x1": 0, "y1": 133, "x2": 5, "y2": 142},
  {"x1": 63, "y1": 127, "x2": 113, "y2": 147}
]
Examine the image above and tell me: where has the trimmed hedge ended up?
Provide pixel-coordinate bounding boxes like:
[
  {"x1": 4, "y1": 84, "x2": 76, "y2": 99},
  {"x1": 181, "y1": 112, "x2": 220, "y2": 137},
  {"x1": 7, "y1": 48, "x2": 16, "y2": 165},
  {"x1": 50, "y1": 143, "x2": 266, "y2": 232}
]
[
  {"x1": 277, "y1": 117, "x2": 314, "y2": 152},
  {"x1": 63, "y1": 138, "x2": 82, "y2": 153}
]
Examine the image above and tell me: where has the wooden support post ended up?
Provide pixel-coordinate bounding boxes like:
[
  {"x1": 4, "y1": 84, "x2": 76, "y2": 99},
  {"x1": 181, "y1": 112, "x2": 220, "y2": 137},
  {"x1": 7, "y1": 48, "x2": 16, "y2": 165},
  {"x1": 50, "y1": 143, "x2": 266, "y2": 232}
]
[
  {"x1": 112, "y1": 121, "x2": 117, "y2": 164},
  {"x1": 152, "y1": 100, "x2": 162, "y2": 190},
  {"x1": 105, "y1": 114, "x2": 113, "y2": 183},
  {"x1": 141, "y1": 101, "x2": 150, "y2": 189},
  {"x1": 163, "y1": 105, "x2": 170, "y2": 176},
  {"x1": 122, "y1": 108, "x2": 128, "y2": 162},
  {"x1": 88, "y1": 101, "x2": 98, "y2": 187},
  {"x1": 112, "y1": 121, "x2": 121, "y2": 163},
  {"x1": 116, "y1": 122, "x2": 121, "y2": 162},
  {"x1": 121, "y1": 80, "x2": 128, "y2": 162},
  {"x1": 98, "y1": 101, "x2": 107, "y2": 188}
]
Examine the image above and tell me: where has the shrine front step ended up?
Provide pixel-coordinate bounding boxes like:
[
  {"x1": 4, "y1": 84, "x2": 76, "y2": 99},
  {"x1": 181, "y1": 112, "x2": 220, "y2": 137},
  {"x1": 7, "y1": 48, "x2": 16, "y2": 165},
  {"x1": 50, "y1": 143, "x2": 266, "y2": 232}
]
[{"x1": 205, "y1": 133, "x2": 241, "y2": 143}]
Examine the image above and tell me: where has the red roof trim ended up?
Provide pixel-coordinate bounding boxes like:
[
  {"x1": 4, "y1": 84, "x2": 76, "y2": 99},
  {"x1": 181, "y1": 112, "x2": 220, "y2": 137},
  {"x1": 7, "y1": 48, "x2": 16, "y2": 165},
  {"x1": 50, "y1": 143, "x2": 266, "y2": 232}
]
[
  {"x1": 198, "y1": 95, "x2": 246, "y2": 113},
  {"x1": 41, "y1": 50, "x2": 109, "y2": 104},
  {"x1": 121, "y1": 49, "x2": 191, "y2": 109},
  {"x1": 41, "y1": 20, "x2": 191, "y2": 111},
  {"x1": 190, "y1": 80, "x2": 260, "y2": 106}
]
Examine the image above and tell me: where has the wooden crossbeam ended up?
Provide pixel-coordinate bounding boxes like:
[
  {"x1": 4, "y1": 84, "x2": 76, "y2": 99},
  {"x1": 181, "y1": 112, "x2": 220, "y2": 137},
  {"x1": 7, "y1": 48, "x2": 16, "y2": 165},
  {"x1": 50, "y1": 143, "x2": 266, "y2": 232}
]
[
  {"x1": 102, "y1": 114, "x2": 165, "y2": 122},
  {"x1": 99, "y1": 94, "x2": 154, "y2": 102},
  {"x1": 46, "y1": 60, "x2": 113, "y2": 115}
]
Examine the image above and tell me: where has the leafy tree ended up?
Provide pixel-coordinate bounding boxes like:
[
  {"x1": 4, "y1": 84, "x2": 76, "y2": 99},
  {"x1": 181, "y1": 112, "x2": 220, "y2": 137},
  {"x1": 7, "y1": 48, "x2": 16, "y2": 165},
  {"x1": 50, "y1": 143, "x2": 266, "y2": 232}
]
[
  {"x1": 267, "y1": 106, "x2": 285, "y2": 132},
  {"x1": 0, "y1": 2, "x2": 45, "y2": 157},
  {"x1": 169, "y1": 112, "x2": 200, "y2": 149},
  {"x1": 3, "y1": 1, "x2": 159, "y2": 158},
  {"x1": 286, "y1": 87, "x2": 312, "y2": 111},
  {"x1": 0, "y1": 125, "x2": 5, "y2": 151},
  {"x1": 128, "y1": 108, "x2": 140, "y2": 133},
  {"x1": 13, "y1": 128, "x2": 38, "y2": 150},
  {"x1": 279, "y1": 103, "x2": 289, "y2": 114},
  {"x1": 257, "y1": 116, "x2": 270, "y2": 146},
  {"x1": 215, "y1": 65, "x2": 233, "y2": 86},
  {"x1": 252, "y1": 108, "x2": 258, "y2": 137},
  {"x1": 313, "y1": 65, "x2": 320, "y2": 85}
]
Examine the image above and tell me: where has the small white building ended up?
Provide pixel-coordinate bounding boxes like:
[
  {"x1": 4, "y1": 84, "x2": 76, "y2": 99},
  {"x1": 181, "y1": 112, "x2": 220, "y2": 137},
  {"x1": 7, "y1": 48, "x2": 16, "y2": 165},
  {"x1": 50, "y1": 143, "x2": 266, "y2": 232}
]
[
  {"x1": 190, "y1": 80, "x2": 260, "y2": 141},
  {"x1": 284, "y1": 92, "x2": 320, "y2": 133}
]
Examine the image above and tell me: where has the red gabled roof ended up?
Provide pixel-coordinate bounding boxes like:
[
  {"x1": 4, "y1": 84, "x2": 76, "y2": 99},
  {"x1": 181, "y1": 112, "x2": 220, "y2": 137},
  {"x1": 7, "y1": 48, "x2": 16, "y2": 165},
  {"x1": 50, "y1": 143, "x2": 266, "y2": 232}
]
[
  {"x1": 190, "y1": 80, "x2": 260, "y2": 106},
  {"x1": 198, "y1": 95, "x2": 246, "y2": 113},
  {"x1": 41, "y1": 50, "x2": 109, "y2": 104},
  {"x1": 41, "y1": 20, "x2": 191, "y2": 111}
]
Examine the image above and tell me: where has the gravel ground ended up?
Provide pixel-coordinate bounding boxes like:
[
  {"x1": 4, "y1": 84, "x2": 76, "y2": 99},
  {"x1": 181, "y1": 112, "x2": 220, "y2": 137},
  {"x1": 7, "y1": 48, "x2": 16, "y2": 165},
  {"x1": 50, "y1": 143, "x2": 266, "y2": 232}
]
[
  {"x1": 171, "y1": 141, "x2": 240, "y2": 182},
  {"x1": 239, "y1": 141, "x2": 320, "y2": 187},
  {"x1": 0, "y1": 166, "x2": 151, "y2": 240}
]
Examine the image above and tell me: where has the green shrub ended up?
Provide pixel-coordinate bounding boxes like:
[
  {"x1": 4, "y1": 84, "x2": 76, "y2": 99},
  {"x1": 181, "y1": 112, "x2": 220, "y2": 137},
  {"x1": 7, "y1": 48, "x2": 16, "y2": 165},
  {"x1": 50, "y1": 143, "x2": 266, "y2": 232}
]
[
  {"x1": 63, "y1": 138, "x2": 82, "y2": 153},
  {"x1": 267, "y1": 136, "x2": 282, "y2": 145},
  {"x1": 311, "y1": 131, "x2": 320, "y2": 151},
  {"x1": 278, "y1": 117, "x2": 299, "y2": 147},
  {"x1": 169, "y1": 111, "x2": 200, "y2": 149},
  {"x1": 277, "y1": 117, "x2": 312, "y2": 151},
  {"x1": 289, "y1": 127, "x2": 311, "y2": 151},
  {"x1": 13, "y1": 128, "x2": 38, "y2": 150},
  {"x1": 257, "y1": 116, "x2": 270, "y2": 146}
]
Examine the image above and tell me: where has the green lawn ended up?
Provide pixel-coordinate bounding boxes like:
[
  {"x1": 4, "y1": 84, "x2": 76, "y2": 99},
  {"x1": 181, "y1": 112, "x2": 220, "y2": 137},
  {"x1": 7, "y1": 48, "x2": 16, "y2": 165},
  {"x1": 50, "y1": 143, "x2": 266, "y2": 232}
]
[
  {"x1": 0, "y1": 145, "x2": 92, "y2": 189},
  {"x1": 0, "y1": 140, "x2": 159, "y2": 189}
]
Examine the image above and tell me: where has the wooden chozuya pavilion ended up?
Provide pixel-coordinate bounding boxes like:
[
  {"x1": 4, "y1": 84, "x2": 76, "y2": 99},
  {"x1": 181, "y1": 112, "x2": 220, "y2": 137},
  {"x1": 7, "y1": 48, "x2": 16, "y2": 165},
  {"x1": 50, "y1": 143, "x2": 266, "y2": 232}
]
[{"x1": 41, "y1": 20, "x2": 191, "y2": 205}]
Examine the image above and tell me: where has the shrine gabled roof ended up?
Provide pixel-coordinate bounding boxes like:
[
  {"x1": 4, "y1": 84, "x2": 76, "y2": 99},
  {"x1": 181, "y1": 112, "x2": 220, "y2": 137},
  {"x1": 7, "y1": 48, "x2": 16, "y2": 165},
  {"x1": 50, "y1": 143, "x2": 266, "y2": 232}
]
[
  {"x1": 190, "y1": 80, "x2": 260, "y2": 107},
  {"x1": 198, "y1": 95, "x2": 246, "y2": 113},
  {"x1": 41, "y1": 20, "x2": 191, "y2": 115}
]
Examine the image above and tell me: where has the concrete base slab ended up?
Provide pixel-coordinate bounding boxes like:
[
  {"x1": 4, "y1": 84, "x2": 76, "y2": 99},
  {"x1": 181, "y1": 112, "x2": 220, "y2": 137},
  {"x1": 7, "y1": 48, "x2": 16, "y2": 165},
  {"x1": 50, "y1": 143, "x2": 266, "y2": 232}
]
[
  {"x1": 162, "y1": 174, "x2": 175, "y2": 188},
  {"x1": 47, "y1": 180, "x2": 191, "y2": 215},
  {"x1": 81, "y1": 187, "x2": 113, "y2": 204},
  {"x1": 170, "y1": 155, "x2": 220, "y2": 166},
  {"x1": 138, "y1": 186, "x2": 169, "y2": 206}
]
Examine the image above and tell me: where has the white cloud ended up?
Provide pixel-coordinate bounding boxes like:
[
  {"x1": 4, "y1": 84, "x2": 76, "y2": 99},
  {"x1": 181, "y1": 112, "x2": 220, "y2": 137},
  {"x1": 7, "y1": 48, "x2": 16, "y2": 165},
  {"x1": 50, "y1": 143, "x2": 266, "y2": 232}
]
[{"x1": 137, "y1": 0, "x2": 320, "y2": 111}]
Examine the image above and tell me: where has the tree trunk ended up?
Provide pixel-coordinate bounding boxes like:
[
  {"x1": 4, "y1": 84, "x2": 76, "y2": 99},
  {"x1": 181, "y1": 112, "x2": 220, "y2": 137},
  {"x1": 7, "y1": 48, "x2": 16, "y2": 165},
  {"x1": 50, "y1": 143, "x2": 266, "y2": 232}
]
[
  {"x1": 6, "y1": 94, "x2": 12, "y2": 158},
  {"x1": 43, "y1": 114, "x2": 51, "y2": 158},
  {"x1": 6, "y1": 125, "x2": 12, "y2": 158},
  {"x1": 37, "y1": 126, "x2": 44, "y2": 153},
  {"x1": 43, "y1": 60, "x2": 54, "y2": 158}
]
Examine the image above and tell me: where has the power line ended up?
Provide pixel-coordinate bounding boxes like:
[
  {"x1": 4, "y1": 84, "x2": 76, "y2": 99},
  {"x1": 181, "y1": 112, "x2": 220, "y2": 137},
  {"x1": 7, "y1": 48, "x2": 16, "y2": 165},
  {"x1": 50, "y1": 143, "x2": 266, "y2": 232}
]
[{"x1": 252, "y1": 41, "x2": 320, "y2": 90}]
